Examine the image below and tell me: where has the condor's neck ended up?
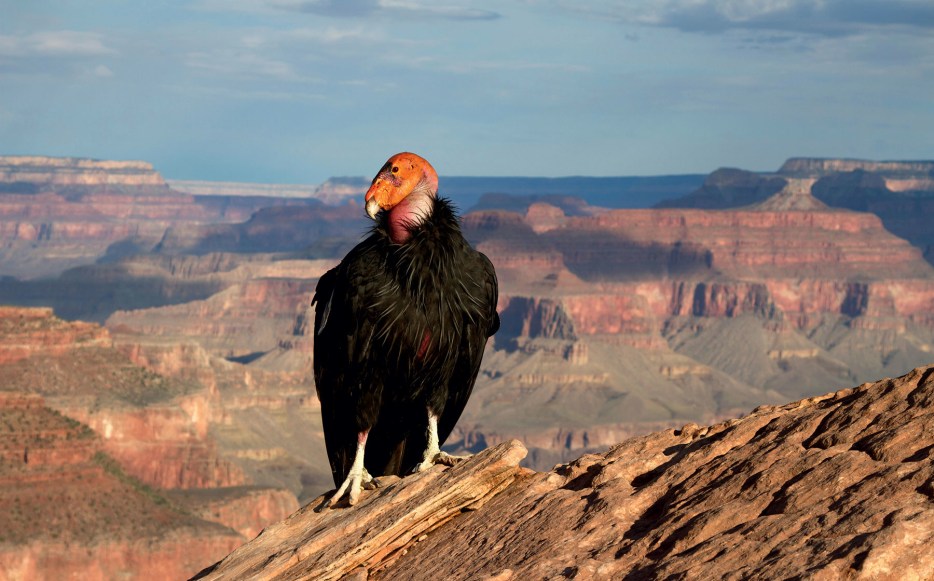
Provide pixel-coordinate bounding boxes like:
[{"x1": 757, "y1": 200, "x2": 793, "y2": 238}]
[{"x1": 385, "y1": 190, "x2": 436, "y2": 243}]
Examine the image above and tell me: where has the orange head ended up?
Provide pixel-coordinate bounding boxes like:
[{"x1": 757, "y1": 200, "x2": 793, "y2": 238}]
[{"x1": 364, "y1": 152, "x2": 439, "y2": 219}]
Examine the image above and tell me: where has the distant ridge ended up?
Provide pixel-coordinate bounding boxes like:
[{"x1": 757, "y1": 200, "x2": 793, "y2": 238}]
[
  {"x1": 168, "y1": 180, "x2": 318, "y2": 199},
  {"x1": 654, "y1": 156, "x2": 934, "y2": 267},
  {"x1": 780, "y1": 157, "x2": 934, "y2": 175},
  {"x1": 313, "y1": 174, "x2": 706, "y2": 209},
  {"x1": 0, "y1": 154, "x2": 705, "y2": 208},
  {"x1": 0, "y1": 155, "x2": 166, "y2": 188}
]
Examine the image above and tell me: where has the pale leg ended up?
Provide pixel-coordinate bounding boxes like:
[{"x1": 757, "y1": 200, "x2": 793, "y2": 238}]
[
  {"x1": 325, "y1": 431, "x2": 376, "y2": 508},
  {"x1": 414, "y1": 410, "x2": 471, "y2": 472}
]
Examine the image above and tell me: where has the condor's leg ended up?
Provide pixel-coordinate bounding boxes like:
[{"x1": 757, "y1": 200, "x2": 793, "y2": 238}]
[
  {"x1": 414, "y1": 409, "x2": 471, "y2": 473},
  {"x1": 325, "y1": 430, "x2": 376, "y2": 508}
]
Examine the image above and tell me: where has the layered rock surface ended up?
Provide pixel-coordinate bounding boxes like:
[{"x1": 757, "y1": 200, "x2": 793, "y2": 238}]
[
  {"x1": 0, "y1": 307, "x2": 300, "y2": 579},
  {"x1": 658, "y1": 157, "x2": 934, "y2": 265},
  {"x1": 0, "y1": 391, "x2": 244, "y2": 581},
  {"x1": 445, "y1": 197, "x2": 934, "y2": 468},
  {"x1": 0, "y1": 156, "x2": 167, "y2": 188},
  {"x1": 0, "y1": 156, "x2": 320, "y2": 279},
  {"x1": 196, "y1": 365, "x2": 934, "y2": 580}
]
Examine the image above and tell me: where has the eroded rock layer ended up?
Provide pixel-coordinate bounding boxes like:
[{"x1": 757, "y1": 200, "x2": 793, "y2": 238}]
[{"x1": 0, "y1": 307, "x2": 301, "y2": 579}]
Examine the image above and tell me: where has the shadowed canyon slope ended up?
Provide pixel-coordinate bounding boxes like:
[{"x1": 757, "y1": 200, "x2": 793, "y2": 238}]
[
  {"x1": 197, "y1": 365, "x2": 934, "y2": 580},
  {"x1": 0, "y1": 391, "x2": 244, "y2": 580},
  {"x1": 0, "y1": 307, "x2": 300, "y2": 579}
]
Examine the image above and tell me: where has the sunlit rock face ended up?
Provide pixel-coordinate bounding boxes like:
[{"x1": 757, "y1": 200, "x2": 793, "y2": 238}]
[
  {"x1": 196, "y1": 365, "x2": 934, "y2": 581},
  {"x1": 0, "y1": 307, "x2": 300, "y2": 579}
]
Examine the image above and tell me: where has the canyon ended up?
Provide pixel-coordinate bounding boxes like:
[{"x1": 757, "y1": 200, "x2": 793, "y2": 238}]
[
  {"x1": 0, "y1": 307, "x2": 298, "y2": 579},
  {"x1": 0, "y1": 154, "x2": 933, "y2": 578},
  {"x1": 0, "y1": 388, "x2": 244, "y2": 581},
  {"x1": 80, "y1": 166, "x2": 934, "y2": 477}
]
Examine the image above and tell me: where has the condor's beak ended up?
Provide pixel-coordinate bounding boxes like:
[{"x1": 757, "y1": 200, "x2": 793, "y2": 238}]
[
  {"x1": 366, "y1": 196, "x2": 381, "y2": 220},
  {"x1": 364, "y1": 172, "x2": 404, "y2": 220}
]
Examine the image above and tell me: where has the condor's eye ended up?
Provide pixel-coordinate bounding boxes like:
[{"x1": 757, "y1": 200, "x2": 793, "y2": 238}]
[{"x1": 391, "y1": 166, "x2": 399, "y2": 173}]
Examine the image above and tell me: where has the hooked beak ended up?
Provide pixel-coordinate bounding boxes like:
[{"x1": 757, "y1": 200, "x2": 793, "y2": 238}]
[
  {"x1": 366, "y1": 197, "x2": 381, "y2": 219},
  {"x1": 364, "y1": 172, "x2": 401, "y2": 220}
]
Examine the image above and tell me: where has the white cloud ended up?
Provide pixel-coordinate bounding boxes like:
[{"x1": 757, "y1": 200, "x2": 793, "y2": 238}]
[
  {"x1": 282, "y1": 25, "x2": 373, "y2": 45},
  {"x1": 0, "y1": 31, "x2": 114, "y2": 57}
]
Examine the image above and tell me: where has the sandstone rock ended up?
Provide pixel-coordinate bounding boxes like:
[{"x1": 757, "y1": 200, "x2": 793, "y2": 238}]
[
  {"x1": 0, "y1": 308, "x2": 330, "y2": 579},
  {"x1": 0, "y1": 392, "x2": 245, "y2": 580},
  {"x1": 779, "y1": 157, "x2": 934, "y2": 178},
  {"x1": 0, "y1": 157, "x2": 322, "y2": 280},
  {"x1": 0, "y1": 306, "x2": 110, "y2": 364},
  {"x1": 195, "y1": 365, "x2": 934, "y2": 580},
  {"x1": 193, "y1": 440, "x2": 530, "y2": 580},
  {"x1": 661, "y1": 157, "x2": 934, "y2": 269},
  {"x1": 750, "y1": 177, "x2": 826, "y2": 211},
  {"x1": 0, "y1": 310, "x2": 245, "y2": 489}
]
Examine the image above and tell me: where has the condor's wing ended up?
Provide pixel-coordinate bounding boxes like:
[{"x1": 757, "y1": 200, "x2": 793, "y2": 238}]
[
  {"x1": 437, "y1": 249, "x2": 499, "y2": 447},
  {"x1": 311, "y1": 240, "x2": 385, "y2": 486}
]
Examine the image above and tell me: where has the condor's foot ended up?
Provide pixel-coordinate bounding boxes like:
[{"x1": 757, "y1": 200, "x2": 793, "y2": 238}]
[
  {"x1": 413, "y1": 410, "x2": 472, "y2": 473},
  {"x1": 414, "y1": 450, "x2": 472, "y2": 473},
  {"x1": 324, "y1": 467, "x2": 377, "y2": 508},
  {"x1": 322, "y1": 431, "x2": 377, "y2": 509}
]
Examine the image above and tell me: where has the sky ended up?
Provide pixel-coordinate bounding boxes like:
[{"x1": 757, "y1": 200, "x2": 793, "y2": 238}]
[{"x1": 1, "y1": 0, "x2": 933, "y2": 184}]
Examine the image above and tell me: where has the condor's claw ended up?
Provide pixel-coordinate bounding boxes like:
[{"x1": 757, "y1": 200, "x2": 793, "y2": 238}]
[
  {"x1": 323, "y1": 431, "x2": 373, "y2": 509},
  {"x1": 413, "y1": 410, "x2": 472, "y2": 473},
  {"x1": 414, "y1": 450, "x2": 471, "y2": 473}
]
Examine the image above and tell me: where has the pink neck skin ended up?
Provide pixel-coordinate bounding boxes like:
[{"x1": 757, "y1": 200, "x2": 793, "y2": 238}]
[{"x1": 387, "y1": 184, "x2": 435, "y2": 243}]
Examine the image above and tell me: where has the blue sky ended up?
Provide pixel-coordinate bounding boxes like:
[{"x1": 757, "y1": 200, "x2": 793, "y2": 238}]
[{"x1": 2, "y1": 1, "x2": 932, "y2": 183}]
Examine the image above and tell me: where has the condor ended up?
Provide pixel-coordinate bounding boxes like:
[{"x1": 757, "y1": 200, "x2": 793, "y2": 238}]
[{"x1": 312, "y1": 152, "x2": 499, "y2": 507}]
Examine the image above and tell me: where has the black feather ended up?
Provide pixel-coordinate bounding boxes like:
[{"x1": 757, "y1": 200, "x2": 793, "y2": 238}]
[{"x1": 312, "y1": 197, "x2": 499, "y2": 485}]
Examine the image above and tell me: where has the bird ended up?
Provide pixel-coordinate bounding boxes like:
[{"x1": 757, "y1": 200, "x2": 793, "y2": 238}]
[{"x1": 312, "y1": 152, "x2": 499, "y2": 507}]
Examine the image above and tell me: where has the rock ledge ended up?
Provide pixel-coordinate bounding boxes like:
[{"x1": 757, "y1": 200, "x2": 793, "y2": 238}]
[{"x1": 195, "y1": 365, "x2": 934, "y2": 580}]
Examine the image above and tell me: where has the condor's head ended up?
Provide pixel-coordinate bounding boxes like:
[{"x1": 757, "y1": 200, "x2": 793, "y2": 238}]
[{"x1": 365, "y1": 153, "x2": 439, "y2": 242}]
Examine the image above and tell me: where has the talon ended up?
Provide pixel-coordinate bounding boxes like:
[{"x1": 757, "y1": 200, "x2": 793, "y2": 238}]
[
  {"x1": 413, "y1": 411, "x2": 473, "y2": 472},
  {"x1": 325, "y1": 431, "x2": 370, "y2": 508},
  {"x1": 436, "y1": 450, "x2": 471, "y2": 466},
  {"x1": 413, "y1": 454, "x2": 439, "y2": 473}
]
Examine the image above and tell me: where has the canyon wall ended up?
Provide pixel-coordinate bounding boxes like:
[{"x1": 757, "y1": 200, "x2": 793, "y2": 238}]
[
  {"x1": 0, "y1": 390, "x2": 244, "y2": 580},
  {"x1": 0, "y1": 157, "x2": 321, "y2": 280},
  {"x1": 779, "y1": 157, "x2": 934, "y2": 176},
  {"x1": 658, "y1": 158, "x2": 934, "y2": 264},
  {"x1": 0, "y1": 307, "x2": 300, "y2": 579}
]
